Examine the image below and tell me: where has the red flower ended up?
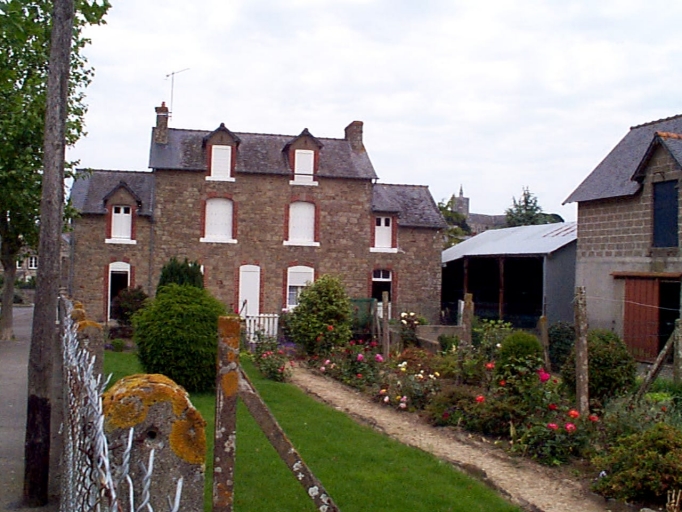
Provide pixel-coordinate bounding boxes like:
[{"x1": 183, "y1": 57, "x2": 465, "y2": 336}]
[
  {"x1": 327, "y1": 324, "x2": 334, "y2": 331},
  {"x1": 568, "y1": 409, "x2": 580, "y2": 419},
  {"x1": 356, "y1": 373, "x2": 363, "y2": 379},
  {"x1": 475, "y1": 395, "x2": 485, "y2": 403},
  {"x1": 485, "y1": 361, "x2": 495, "y2": 370},
  {"x1": 498, "y1": 380, "x2": 506, "y2": 387},
  {"x1": 588, "y1": 415, "x2": 599, "y2": 422},
  {"x1": 442, "y1": 412, "x2": 450, "y2": 419},
  {"x1": 662, "y1": 406, "x2": 668, "y2": 413},
  {"x1": 565, "y1": 422, "x2": 577, "y2": 433},
  {"x1": 547, "y1": 423, "x2": 558, "y2": 430},
  {"x1": 548, "y1": 403, "x2": 558, "y2": 411}
]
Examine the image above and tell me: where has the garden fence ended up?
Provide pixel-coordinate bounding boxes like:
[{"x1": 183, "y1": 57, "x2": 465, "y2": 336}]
[
  {"x1": 244, "y1": 313, "x2": 279, "y2": 345},
  {"x1": 58, "y1": 296, "x2": 181, "y2": 512}
]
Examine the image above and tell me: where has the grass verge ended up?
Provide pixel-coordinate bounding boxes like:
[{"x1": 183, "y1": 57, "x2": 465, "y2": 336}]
[{"x1": 104, "y1": 351, "x2": 520, "y2": 512}]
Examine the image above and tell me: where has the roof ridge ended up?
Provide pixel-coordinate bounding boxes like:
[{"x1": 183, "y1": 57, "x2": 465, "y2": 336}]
[
  {"x1": 631, "y1": 113, "x2": 682, "y2": 130},
  {"x1": 167, "y1": 126, "x2": 347, "y2": 141},
  {"x1": 376, "y1": 183, "x2": 428, "y2": 189},
  {"x1": 655, "y1": 131, "x2": 682, "y2": 140}
]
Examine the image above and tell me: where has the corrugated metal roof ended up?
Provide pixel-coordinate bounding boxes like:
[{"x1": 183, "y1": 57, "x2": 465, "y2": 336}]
[{"x1": 441, "y1": 222, "x2": 577, "y2": 263}]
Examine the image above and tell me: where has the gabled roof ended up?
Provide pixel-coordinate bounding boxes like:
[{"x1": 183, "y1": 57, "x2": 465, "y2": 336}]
[
  {"x1": 372, "y1": 184, "x2": 447, "y2": 229},
  {"x1": 633, "y1": 132, "x2": 682, "y2": 180},
  {"x1": 149, "y1": 128, "x2": 377, "y2": 180},
  {"x1": 442, "y1": 222, "x2": 577, "y2": 263},
  {"x1": 202, "y1": 123, "x2": 241, "y2": 146},
  {"x1": 565, "y1": 114, "x2": 682, "y2": 204},
  {"x1": 70, "y1": 170, "x2": 154, "y2": 216},
  {"x1": 283, "y1": 128, "x2": 324, "y2": 150}
]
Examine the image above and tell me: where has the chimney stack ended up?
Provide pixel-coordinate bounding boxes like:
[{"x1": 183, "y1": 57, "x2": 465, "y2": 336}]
[
  {"x1": 344, "y1": 121, "x2": 364, "y2": 151},
  {"x1": 154, "y1": 102, "x2": 169, "y2": 144}
]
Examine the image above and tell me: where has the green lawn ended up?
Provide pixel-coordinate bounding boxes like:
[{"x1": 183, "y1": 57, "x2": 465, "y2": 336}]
[{"x1": 104, "y1": 351, "x2": 520, "y2": 512}]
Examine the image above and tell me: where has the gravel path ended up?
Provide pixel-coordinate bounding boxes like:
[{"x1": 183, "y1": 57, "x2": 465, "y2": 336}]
[{"x1": 289, "y1": 366, "x2": 636, "y2": 512}]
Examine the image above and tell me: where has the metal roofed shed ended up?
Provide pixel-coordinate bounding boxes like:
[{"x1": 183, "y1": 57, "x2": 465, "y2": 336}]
[{"x1": 442, "y1": 222, "x2": 577, "y2": 327}]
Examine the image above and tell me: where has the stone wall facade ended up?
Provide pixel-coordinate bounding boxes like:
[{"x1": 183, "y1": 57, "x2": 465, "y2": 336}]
[{"x1": 71, "y1": 170, "x2": 443, "y2": 323}]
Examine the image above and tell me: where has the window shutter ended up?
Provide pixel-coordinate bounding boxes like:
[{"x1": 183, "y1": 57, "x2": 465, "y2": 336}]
[
  {"x1": 205, "y1": 198, "x2": 233, "y2": 240},
  {"x1": 112, "y1": 205, "x2": 132, "y2": 239},
  {"x1": 294, "y1": 150, "x2": 314, "y2": 182},
  {"x1": 211, "y1": 145, "x2": 232, "y2": 179},
  {"x1": 289, "y1": 202, "x2": 315, "y2": 242},
  {"x1": 288, "y1": 266, "x2": 314, "y2": 287},
  {"x1": 375, "y1": 216, "x2": 392, "y2": 247}
]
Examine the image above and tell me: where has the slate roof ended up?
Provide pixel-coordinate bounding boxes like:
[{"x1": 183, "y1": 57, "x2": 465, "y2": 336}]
[
  {"x1": 149, "y1": 127, "x2": 378, "y2": 180},
  {"x1": 565, "y1": 114, "x2": 682, "y2": 204},
  {"x1": 442, "y1": 222, "x2": 577, "y2": 263},
  {"x1": 372, "y1": 184, "x2": 447, "y2": 229},
  {"x1": 70, "y1": 169, "x2": 154, "y2": 216}
]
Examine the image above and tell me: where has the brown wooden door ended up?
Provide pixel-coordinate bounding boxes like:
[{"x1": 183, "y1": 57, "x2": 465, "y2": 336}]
[{"x1": 624, "y1": 278, "x2": 659, "y2": 362}]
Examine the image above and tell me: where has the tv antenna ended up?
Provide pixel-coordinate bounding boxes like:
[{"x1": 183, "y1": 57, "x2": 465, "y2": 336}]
[{"x1": 165, "y1": 68, "x2": 190, "y2": 118}]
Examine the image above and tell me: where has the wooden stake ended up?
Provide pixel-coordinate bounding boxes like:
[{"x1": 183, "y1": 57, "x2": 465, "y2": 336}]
[{"x1": 574, "y1": 287, "x2": 589, "y2": 416}]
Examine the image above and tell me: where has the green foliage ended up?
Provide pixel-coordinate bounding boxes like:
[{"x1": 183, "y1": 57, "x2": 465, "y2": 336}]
[
  {"x1": 592, "y1": 423, "x2": 682, "y2": 503},
  {"x1": 513, "y1": 414, "x2": 592, "y2": 465},
  {"x1": 316, "y1": 339, "x2": 383, "y2": 390},
  {"x1": 561, "y1": 329, "x2": 637, "y2": 405},
  {"x1": 253, "y1": 337, "x2": 291, "y2": 382},
  {"x1": 399, "y1": 311, "x2": 427, "y2": 346},
  {"x1": 497, "y1": 331, "x2": 543, "y2": 369},
  {"x1": 133, "y1": 284, "x2": 227, "y2": 392},
  {"x1": 504, "y1": 187, "x2": 563, "y2": 227},
  {"x1": 377, "y1": 350, "x2": 440, "y2": 411},
  {"x1": 111, "y1": 285, "x2": 148, "y2": 327},
  {"x1": 0, "y1": 0, "x2": 110, "y2": 314},
  {"x1": 548, "y1": 321, "x2": 575, "y2": 371},
  {"x1": 438, "y1": 194, "x2": 472, "y2": 248},
  {"x1": 110, "y1": 338, "x2": 126, "y2": 353},
  {"x1": 287, "y1": 275, "x2": 352, "y2": 356},
  {"x1": 157, "y1": 257, "x2": 204, "y2": 294},
  {"x1": 437, "y1": 333, "x2": 458, "y2": 352}
]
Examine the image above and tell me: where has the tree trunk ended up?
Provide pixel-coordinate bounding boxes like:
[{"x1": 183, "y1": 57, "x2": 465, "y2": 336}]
[
  {"x1": 23, "y1": 0, "x2": 74, "y2": 506},
  {"x1": 0, "y1": 256, "x2": 17, "y2": 341}
]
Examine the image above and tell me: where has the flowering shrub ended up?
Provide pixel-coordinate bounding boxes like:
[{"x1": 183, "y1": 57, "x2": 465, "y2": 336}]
[
  {"x1": 317, "y1": 339, "x2": 383, "y2": 390},
  {"x1": 254, "y1": 338, "x2": 292, "y2": 382},
  {"x1": 377, "y1": 364, "x2": 440, "y2": 412},
  {"x1": 399, "y1": 311, "x2": 426, "y2": 346}
]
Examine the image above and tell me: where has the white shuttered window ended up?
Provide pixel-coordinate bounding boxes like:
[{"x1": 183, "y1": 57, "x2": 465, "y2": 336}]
[
  {"x1": 112, "y1": 206, "x2": 132, "y2": 240},
  {"x1": 374, "y1": 217, "x2": 392, "y2": 248},
  {"x1": 287, "y1": 201, "x2": 316, "y2": 245},
  {"x1": 287, "y1": 265, "x2": 314, "y2": 309},
  {"x1": 293, "y1": 149, "x2": 314, "y2": 183},
  {"x1": 209, "y1": 145, "x2": 233, "y2": 181},
  {"x1": 202, "y1": 198, "x2": 235, "y2": 243}
]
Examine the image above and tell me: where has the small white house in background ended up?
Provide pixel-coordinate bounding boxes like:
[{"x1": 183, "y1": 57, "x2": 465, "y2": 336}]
[{"x1": 441, "y1": 222, "x2": 577, "y2": 327}]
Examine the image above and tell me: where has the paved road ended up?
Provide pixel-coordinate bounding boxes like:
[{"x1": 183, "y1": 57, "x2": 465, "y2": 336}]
[{"x1": 0, "y1": 307, "x2": 57, "y2": 511}]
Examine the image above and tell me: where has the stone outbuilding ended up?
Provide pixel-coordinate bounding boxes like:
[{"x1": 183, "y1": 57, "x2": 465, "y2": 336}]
[{"x1": 565, "y1": 114, "x2": 682, "y2": 361}]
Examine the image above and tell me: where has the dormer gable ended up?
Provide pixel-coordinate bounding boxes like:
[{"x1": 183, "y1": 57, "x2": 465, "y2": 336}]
[
  {"x1": 284, "y1": 128, "x2": 324, "y2": 185},
  {"x1": 203, "y1": 123, "x2": 241, "y2": 181},
  {"x1": 102, "y1": 181, "x2": 142, "y2": 209},
  {"x1": 633, "y1": 131, "x2": 682, "y2": 182}
]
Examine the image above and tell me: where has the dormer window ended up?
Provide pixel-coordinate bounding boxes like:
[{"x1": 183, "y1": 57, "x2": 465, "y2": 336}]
[
  {"x1": 371, "y1": 216, "x2": 398, "y2": 253},
  {"x1": 106, "y1": 205, "x2": 136, "y2": 244},
  {"x1": 207, "y1": 145, "x2": 235, "y2": 182},
  {"x1": 292, "y1": 149, "x2": 315, "y2": 185}
]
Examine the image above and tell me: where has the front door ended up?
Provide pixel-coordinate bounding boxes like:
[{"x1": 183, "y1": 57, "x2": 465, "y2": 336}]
[{"x1": 239, "y1": 265, "x2": 260, "y2": 317}]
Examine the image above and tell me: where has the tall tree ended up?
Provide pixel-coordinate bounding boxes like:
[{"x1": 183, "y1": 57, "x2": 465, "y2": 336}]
[
  {"x1": 505, "y1": 187, "x2": 563, "y2": 227},
  {"x1": 438, "y1": 195, "x2": 471, "y2": 248},
  {"x1": 0, "y1": 0, "x2": 110, "y2": 505},
  {"x1": 0, "y1": 0, "x2": 108, "y2": 342}
]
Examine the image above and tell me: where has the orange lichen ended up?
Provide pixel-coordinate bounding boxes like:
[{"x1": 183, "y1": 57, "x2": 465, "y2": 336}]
[
  {"x1": 102, "y1": 373, "x2": 207, "y2": 464},
  {"x1": 220, "y1": 371, "x2": 239, "y2": 397},
  {"x1": 77, "y1": 319, "x2": 102, "y2": 331},
  {"x1": 71, "y1": 308, "x2": 86, "y2": 321}
]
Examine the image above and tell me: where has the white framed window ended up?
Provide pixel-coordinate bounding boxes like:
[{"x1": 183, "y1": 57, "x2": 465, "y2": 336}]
[
  {"x1": 106, "y1": 205, "x2": 136, "y2": 245},
  {"x1": 201, "y1": 197, "x2": 236, "y2": 243},
  {"x1": 372, "y1": 269, "x2": 392, "y2": 318},
  {"x1": 28, "y1": 256, "x2": 38, "y2": 270},
  {"x1": 284, "y1": 201, "x2": 319, "y2": 246},
  {"x1": 291, "y1": 149, "x2": 317, "y2": 186},
  {"x1": 108, "y1": 261, "x2": 130, "y2": 321},
  {"x1": 207, "y1": 145, "x2": 234, "y2": 182},
  {"x1": 286, "y1": 265, "x2": 314, "y2": 310},
  {"x1": 16, "y1": 260, "x2": 23, "y2": 269},
  {"x1": 371, "y1": 216, "x2": 397, "y2": 253}
]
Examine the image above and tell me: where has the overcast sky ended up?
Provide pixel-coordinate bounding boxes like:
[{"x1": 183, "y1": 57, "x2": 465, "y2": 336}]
[{"x1": 67, "y1": 0, "x2": 682, "y2": 221}]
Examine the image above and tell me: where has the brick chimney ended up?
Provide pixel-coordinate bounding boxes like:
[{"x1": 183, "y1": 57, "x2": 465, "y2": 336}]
[
  {"x1": 344, "y1": 120, "x2": 364, "y2": 151},
  {"x1": 154, "y1": 102, "x2": 169, "y2": 144}
]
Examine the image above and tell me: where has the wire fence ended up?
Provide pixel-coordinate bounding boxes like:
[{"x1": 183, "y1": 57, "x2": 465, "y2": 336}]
[{"x1": 59, "y1": 296, "x2": 181, "y2": 512}]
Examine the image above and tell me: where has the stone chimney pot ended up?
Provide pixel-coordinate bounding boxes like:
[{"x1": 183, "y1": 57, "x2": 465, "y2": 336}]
[
  {"x1": 154, "y1": 102, "x2": 169, "y2": 145},
  {"x1": 344, "y1": 121, "x2": 364, "y2": 151}
]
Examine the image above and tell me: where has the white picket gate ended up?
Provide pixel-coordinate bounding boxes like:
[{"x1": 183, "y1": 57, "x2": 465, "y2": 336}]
[{"x1": 244, "y1": 314, "x2": 279, "y2": 346}]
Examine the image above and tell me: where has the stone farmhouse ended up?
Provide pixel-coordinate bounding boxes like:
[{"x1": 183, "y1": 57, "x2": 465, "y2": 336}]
[
  {"x1": 68, "y1": 104, "x2": 446, "y2": 323},
  {"x1": 565, "y1": 114, "x2": 682, "y2": 362}
]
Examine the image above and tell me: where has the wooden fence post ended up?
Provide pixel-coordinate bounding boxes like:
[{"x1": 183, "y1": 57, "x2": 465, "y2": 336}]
[
  {"x1": 213, "y1": 316, "x2": 241, "y2": 512},
  {"x1": 462, "y1": 293, "x2": 474, "y2": 346},
  {"x1": 634, "y1": 321, "x2": 679, "y2": 403},
  {"x1": 537, "y1": 316, "x2": 550, "y2": 369},
  {"x1": 382, "y1": 291, "x2": 390, "y2": 358},
  {"x1": 675, "y1": 320, "x2": 682, "y2": 385},
  {"x1": 574, "y1": 287, "x2": 589, "y2": 416}
]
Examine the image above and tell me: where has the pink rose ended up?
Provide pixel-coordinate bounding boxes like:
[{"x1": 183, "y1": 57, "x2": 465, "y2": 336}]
[
  {"x1": 565, "y1": 423, "x2": 577, "y2": 433},
  {"x1": 547, "y1": 423, "x2": 558, "y2": 430},
  {"x1": 375, "y1": 354, "x2": 384, "y2": 363},
  {"x1": 357, "y1": 353, "x2": 364, "y2": 362}
]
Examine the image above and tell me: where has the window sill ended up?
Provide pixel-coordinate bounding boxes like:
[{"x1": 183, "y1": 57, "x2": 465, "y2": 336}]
[
  {"x1": 289, "y1": 180, "x2": 318, "y2": 187},
  {"x1": 205, "y1": 176, "x2": 235, "y2": 182},
  {"x1": 283, "y1": 241, "x2": 320, "y2": 247},
  {"x1": 105, "y1": 238, "x2": 137, "y2": 245},
  {"x1": 200, "y1": 237, "x2": 238, "y2": 244},
  {"x1": 370, "y1": 247, "x2": 398, "y2": 253}
]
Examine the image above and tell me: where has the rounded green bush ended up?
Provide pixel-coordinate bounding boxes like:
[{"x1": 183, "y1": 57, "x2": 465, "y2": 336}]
[
  {"x1": 497, "y1": 330, "x2": 543, "y2": 367},
  {"x1": 133, "y1": 283, "x2": 227, "y2": 392},
  {"x1": 592, "y1": 423, "x2": 682, "y2": 503},
  {"x1": 287, "y1": 275, "x2": 352, "y2": 356},
  {"x1": 561, "y1": 329, "x2": 636, "y2": 404}
]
